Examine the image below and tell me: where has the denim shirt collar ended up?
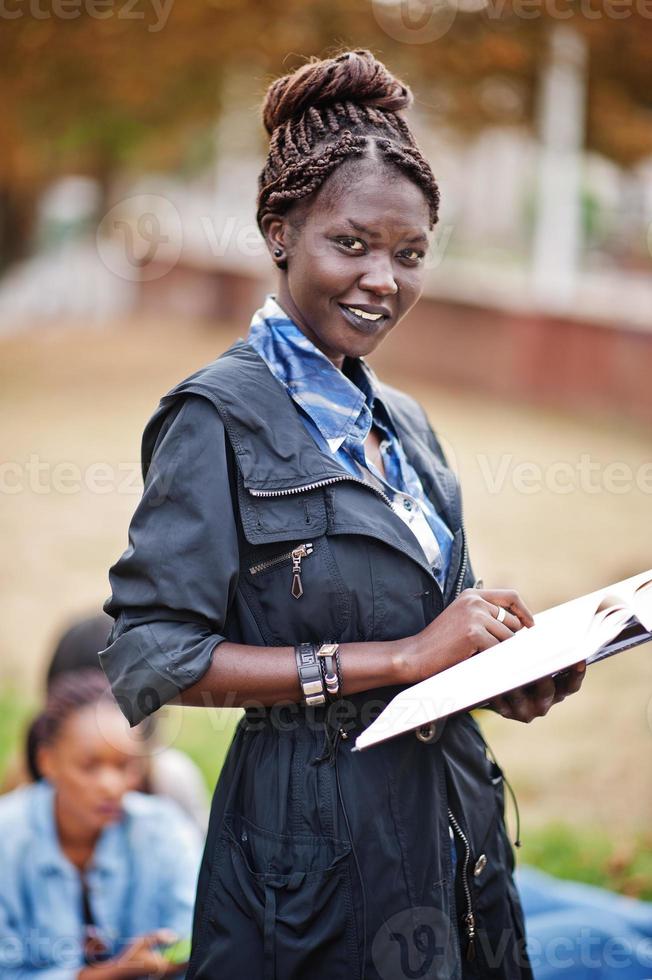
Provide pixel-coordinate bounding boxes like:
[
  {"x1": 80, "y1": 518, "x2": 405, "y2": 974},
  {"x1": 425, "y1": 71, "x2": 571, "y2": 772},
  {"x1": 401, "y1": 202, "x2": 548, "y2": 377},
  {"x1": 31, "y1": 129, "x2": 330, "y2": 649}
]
[{"x1": 246, "y1": 294, "x2": 384, "y2": 451}]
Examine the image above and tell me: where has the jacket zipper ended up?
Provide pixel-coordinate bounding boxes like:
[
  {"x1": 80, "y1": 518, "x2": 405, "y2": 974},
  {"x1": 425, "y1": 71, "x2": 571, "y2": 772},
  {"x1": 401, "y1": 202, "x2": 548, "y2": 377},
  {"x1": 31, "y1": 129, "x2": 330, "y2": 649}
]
[
  {"x1": 449, "y1": 523, "x2": 476, "y2": 963},
  {"x1": 250, "y1": 474, "x2": 393, "y2": 507},
  {"x1": 249, "y1": 542, "x2": 314, "y2": 599},
  {"x1": 250, "y1": 476, "x2": 466, "y2": 591},
  {"x1": 453, "y1": 519, "x2": 468, "y2": 599},
  {"x1": 448, "y1": 806, "x2": 476, "y2": 962}
]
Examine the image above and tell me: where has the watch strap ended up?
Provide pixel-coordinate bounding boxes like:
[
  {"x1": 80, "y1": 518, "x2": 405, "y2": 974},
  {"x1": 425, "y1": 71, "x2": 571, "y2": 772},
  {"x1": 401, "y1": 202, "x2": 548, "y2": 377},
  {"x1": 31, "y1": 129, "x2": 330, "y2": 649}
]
[{"x1": 295, "y1": 642, "x2": 326, "y2": 706}]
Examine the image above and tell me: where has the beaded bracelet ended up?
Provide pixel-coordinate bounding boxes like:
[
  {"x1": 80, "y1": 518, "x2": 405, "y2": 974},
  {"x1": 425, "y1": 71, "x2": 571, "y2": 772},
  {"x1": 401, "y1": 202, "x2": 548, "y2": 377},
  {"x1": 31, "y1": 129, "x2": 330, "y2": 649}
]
[{"x1": 317, "y1": 643, "x2": 341, "y2": 700}]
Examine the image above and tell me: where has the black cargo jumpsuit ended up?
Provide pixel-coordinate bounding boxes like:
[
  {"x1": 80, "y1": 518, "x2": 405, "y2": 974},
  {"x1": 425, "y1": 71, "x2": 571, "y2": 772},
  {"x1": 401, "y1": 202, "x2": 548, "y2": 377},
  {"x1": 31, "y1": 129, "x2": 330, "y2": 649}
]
[{"x1": 100, "y1": 340, "x2": 533, "y2": 980}]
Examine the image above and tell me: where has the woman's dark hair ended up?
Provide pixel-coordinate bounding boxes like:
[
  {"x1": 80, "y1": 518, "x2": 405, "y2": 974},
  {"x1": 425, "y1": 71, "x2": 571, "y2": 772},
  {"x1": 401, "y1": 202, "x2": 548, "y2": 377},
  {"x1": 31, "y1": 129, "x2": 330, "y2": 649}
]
[
  {"x1": 256, "y1": 48, "x2": 440, "y2": 233},
  {"x1": 45, "y1": 612, "x2": 113, "y2": 689},
  {"x1": 26, "y1": 669, "x2": 116, "y2": 781}
]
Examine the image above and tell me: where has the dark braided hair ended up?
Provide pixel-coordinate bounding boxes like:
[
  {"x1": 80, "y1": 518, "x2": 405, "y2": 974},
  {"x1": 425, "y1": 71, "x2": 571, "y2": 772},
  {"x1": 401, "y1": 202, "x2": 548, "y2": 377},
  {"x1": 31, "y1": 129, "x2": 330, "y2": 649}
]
[
  {"x1": 256, "y1": 49, "x2": 440, "y2": 234},
  {"x1": 26, "y1": 669, "x2": 117, "y2": 781}
]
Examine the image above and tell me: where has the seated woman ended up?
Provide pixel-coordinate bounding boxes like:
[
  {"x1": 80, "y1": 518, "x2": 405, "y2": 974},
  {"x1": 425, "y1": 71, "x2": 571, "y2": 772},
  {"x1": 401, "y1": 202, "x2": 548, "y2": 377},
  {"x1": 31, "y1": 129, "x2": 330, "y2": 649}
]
[
  {"x1": 0, "y1": 669, "x2": 202, "y2": 979},
  {"x1": 1, "y1": 612, "x2": 209, "y2": 833}
]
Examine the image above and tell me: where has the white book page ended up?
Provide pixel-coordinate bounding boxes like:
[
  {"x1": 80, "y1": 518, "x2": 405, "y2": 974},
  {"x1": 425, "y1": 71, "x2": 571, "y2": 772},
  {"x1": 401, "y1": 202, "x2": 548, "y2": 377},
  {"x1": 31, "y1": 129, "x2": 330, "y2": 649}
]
[
  {"x1": 631, "y1": 576, "x2": 652, "y2": 631},
  {"x1": 354, "y1": 568, "x2": 652, "y2": 752}
]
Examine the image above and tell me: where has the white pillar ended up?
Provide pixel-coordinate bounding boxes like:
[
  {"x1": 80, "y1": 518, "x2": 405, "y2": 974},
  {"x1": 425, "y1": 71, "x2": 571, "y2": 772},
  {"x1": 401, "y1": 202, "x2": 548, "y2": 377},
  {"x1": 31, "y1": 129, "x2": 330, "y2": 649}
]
[
  {"x1": 209, "y1": 71, "x2": 266, "y2": 271},
  {"x1": 531, "y1": 26, "x2": 588, "y2": 311}
]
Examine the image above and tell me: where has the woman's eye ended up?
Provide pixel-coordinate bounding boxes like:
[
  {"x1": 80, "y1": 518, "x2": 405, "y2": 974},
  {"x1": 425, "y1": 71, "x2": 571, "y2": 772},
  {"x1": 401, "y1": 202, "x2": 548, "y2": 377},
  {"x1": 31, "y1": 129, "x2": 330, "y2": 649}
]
[
  {"x1": 337, "y1": 237, "x2": 366, "y2": 252},
  {"x1": 399, "y1": 248, "x2": 425, "y2": 263}
]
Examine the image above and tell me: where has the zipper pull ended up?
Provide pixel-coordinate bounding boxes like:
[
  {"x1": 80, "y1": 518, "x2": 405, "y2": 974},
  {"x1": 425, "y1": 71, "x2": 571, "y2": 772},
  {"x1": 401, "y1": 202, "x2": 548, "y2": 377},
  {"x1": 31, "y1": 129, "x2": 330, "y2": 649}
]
[
  {"x1": 464, "y1": 912, "x2": 476, "y2": 961},
  {"x1": 290, "y1": 543, "x2": 313, "y2": 598}
]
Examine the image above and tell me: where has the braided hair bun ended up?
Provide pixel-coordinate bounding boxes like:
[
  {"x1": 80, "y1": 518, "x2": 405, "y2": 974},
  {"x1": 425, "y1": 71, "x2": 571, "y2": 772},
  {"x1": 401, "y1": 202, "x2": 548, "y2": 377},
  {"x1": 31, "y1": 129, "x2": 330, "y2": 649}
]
[
  {"x1": 261, "y1": 49, "x2": 413, "y2": 136},
  {"x1": 257, "y1": 48, "x2": 440, "y2": 231}
]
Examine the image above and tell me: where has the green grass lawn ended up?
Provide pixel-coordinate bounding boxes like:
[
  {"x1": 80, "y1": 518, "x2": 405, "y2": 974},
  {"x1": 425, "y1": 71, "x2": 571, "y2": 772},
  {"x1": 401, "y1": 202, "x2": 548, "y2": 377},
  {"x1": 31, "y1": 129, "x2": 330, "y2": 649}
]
[
  {"x1": 0, "y1": 691, "x2": 36, "y2": 784},
  {"x1": 519, "y1": 824, "x2": 652, "y2": 901}
]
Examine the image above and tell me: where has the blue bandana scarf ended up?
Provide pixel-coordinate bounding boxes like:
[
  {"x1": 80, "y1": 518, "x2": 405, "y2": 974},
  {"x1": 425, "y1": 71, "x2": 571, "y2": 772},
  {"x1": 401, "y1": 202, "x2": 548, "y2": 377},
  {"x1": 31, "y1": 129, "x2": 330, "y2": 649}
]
[{"x1": 246, "y1": 294, "x2": 453, "y2": 590}]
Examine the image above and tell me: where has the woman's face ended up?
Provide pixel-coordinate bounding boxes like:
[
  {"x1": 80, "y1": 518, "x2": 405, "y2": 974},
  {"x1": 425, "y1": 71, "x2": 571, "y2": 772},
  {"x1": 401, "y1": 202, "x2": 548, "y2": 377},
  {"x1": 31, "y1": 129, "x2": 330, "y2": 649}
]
[
  {"x1": 263, "y1": 161, "x2": 432, "y2": 369},
  {"x1": 37, "y1": 702, "x2": 144, "y2": 834}
]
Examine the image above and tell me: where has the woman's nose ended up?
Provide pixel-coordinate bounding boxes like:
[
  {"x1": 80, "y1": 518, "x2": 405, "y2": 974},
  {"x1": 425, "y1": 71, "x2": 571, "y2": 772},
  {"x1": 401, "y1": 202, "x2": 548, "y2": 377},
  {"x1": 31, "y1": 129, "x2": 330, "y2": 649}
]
[
  {"x1": 357, "y1": 256, "x2": 398, "y2": 296},
  {"x1": 97, "y1": 766, "x2": 127, "y2": 797}
]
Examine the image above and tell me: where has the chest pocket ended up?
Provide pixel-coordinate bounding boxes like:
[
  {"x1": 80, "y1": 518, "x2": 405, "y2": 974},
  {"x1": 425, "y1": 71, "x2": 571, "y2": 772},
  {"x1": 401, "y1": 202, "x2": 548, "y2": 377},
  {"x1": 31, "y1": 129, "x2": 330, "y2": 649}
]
[{"x1": 236, "y1": 485, "x2": 351, "y2": 646}]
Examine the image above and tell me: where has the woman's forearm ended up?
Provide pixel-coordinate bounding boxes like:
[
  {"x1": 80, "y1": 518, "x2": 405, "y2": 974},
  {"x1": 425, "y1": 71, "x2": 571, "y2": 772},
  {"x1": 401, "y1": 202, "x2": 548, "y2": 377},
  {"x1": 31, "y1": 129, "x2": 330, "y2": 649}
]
[{"x1": 170, "y1": 637, "x2": 418, "y2": 710}]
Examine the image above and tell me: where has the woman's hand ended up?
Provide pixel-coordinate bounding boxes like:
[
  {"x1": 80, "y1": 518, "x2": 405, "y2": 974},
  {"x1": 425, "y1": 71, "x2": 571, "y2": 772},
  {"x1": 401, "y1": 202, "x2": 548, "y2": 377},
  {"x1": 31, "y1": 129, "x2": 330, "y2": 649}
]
[
  {"x1": 407, "y1": 586, "x2": 587, "y2": 721},
  {"x1": 115, "y1": 930, "x2": 187, "y2": 978},
  {"x1": 489, "y1": 662, "x2": 586, "y2": 722},
  {"x1": 77, "y1": 929, "x2": 187, "y2": 979},
  {"x1": 409, "y1": 587, "x2": 535, "y2": 682}
]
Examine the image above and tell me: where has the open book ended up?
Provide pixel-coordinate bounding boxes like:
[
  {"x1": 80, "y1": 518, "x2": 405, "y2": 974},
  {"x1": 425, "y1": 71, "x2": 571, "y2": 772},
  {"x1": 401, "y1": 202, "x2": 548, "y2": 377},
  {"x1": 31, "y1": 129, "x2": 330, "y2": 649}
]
[{"x1": 354, "y1": 568, "x2": 652, "y2": 752}]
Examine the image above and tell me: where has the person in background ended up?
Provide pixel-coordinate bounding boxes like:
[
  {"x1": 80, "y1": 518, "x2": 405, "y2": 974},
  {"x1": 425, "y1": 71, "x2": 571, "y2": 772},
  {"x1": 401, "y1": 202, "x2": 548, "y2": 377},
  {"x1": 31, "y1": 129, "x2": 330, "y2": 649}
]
[
  {"x1": 1, "y1": 612, "x2": 210, "y2": 833},
  {"x1": 0, "y1": 669, "x2": 202, "y2": 979},
  {"x1": 516, "y1": 866, "x2": 652, "y2": 980}
]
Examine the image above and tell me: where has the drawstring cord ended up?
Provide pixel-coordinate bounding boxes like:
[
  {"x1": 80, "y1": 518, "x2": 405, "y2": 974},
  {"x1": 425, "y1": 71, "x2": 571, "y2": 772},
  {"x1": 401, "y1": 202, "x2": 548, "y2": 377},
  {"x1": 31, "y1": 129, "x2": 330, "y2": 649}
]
[
  {"x1": 311, "y1": 719, "x2": 338, "y2": 766},
  {"x1": 309, "y1": 706, "x2": 349, "y2": 768},
  {"x1": 482, "y1": 735, "x2": 522, "y2": 849},
  {"x1": 503, "y1": 769, "x2": 522, "y2": 849},
  {"x1": 311, "y1": 711, "x2": 368, "y2": 980},
  {"x1": 263, "y1": 882, "x2": 277, "y2": 980},
  {"x1": 334, "y1": 737, "x2": 368, "y2": 980},
  {"x1": 262, "y1": 872, "x2": 305, "y2": 980}
]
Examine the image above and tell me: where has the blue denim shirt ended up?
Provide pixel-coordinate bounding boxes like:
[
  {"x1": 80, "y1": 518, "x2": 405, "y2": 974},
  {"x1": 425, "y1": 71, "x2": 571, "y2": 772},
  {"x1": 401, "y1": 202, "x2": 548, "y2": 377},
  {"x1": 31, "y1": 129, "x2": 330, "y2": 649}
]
[
  {"x1": 247, "y1": 294, "x2": 454, "y2": 591},
  {"x1": 0, "y1": 780, "x2": 202, "y2": 979}
]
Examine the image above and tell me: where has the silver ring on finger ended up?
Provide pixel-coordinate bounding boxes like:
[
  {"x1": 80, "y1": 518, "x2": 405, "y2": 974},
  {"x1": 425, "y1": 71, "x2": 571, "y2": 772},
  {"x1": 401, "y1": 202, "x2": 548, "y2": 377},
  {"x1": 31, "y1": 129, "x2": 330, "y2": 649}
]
[{"x1": 494, "y1": 605, "x2": 507, "y2": 624}]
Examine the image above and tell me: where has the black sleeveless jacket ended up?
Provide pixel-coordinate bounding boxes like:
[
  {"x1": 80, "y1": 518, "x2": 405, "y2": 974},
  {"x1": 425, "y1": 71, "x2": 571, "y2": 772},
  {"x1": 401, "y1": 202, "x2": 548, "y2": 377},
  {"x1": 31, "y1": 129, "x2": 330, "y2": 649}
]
[{"x1": 101, "y1": 340, "x2": 533, "y2": 980}]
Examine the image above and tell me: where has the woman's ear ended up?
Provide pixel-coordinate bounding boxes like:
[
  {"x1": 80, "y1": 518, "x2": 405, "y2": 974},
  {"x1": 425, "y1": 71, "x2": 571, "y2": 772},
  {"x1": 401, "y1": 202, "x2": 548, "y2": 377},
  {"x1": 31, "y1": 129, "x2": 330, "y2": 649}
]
[
  {"x1": 260, "y1": 213, "x2": 288, "y2": 270},
  {"x1": 35, "y1": 743, "x2": 55, "y2": 783}
]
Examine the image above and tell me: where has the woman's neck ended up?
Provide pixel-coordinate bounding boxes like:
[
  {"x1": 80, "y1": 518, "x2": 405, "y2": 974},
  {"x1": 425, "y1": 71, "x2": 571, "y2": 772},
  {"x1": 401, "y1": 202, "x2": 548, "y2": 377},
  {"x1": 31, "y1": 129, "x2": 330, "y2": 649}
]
[{"x1": 54, "y1": 793, "x2": 100, "y2": 870}]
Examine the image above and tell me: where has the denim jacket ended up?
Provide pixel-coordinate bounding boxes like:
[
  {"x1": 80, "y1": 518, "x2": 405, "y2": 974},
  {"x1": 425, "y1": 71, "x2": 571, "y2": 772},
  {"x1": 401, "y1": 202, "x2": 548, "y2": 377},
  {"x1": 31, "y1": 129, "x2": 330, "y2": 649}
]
[{"x1": 0, "y1": 780, "x2": 202, "y2": 979}]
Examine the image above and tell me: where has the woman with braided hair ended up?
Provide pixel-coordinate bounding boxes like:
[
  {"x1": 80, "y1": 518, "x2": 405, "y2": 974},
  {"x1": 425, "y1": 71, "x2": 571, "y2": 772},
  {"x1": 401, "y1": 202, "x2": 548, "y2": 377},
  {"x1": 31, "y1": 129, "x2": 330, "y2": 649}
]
[{"x1": 100, "y1": 48, "x2": 585, "y2": 980}]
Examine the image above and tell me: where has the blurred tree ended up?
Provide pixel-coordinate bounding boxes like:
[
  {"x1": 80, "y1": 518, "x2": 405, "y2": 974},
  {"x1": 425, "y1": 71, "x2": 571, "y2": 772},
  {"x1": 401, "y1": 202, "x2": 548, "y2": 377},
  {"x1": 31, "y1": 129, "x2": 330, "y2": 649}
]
[
  {"x1": 359, "y1": 4, "x2": 652, "y2": 163},
  {"x1": 0, "y1": 0, "x2": 650, "y2": 269}
]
